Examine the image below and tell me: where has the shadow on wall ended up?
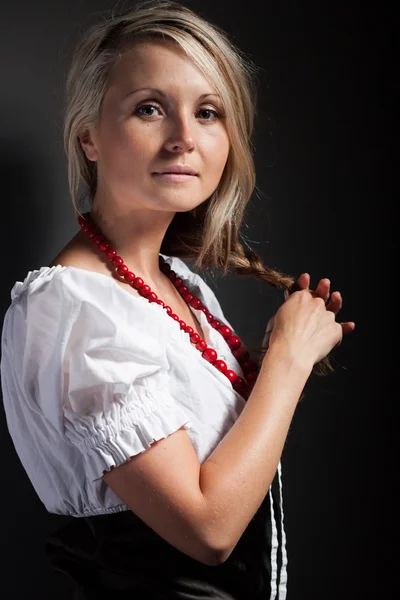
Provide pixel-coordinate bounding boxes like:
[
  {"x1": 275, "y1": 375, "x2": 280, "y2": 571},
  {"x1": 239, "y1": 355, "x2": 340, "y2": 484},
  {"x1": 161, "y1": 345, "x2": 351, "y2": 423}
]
[{"x1": 0, "y1": 143, "x2": 74, "y2": 598}]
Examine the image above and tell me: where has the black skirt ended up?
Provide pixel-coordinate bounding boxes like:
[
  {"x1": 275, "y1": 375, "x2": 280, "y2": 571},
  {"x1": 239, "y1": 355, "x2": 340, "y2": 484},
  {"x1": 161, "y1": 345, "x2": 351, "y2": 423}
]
[{"x1": 45, "y1": 477, "x2": 285, "y2": 599}]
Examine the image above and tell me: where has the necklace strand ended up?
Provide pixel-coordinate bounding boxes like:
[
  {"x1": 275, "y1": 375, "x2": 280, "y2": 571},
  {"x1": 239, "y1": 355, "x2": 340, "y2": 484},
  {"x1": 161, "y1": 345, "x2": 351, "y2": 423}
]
[{"x1": 78, "y1": 213, "x2": 260, "y2": 400}]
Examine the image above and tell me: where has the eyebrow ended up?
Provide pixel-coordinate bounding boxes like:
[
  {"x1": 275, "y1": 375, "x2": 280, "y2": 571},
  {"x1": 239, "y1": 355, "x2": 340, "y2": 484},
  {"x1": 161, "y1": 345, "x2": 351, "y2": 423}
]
[{"x1": 122, "y1": 87, "x2": 221, "y2": 101}]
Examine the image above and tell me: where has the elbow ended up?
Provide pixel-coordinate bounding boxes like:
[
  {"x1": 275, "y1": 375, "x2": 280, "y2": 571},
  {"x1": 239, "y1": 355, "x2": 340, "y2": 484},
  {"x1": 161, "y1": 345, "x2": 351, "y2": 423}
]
[{"x1": 200, "y1": 537, "x2": 236, "y2": 566}]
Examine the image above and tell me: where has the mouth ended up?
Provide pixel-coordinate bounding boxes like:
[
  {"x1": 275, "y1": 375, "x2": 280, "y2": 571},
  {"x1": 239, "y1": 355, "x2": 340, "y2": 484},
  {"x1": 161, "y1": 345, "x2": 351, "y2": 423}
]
[{"x1": 152, "y1": 172, "x2": 198, "y2": 183}]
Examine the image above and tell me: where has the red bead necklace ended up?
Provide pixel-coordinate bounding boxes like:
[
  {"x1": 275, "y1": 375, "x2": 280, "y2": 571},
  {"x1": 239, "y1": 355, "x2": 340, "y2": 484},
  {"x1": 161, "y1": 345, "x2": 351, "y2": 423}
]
[{"x1": 78, "y1": 213, "x2": 260, "y2": 401}]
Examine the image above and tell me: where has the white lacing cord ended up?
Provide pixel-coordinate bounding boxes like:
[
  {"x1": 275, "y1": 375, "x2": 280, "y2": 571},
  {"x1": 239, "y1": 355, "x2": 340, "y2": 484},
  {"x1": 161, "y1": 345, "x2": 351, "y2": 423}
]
[
  {"x1": 277, "y1": 461, "x2": 288, "y2": 599},
  {"x1": 268, "y1": 482, "x2": 279, "y2": 600}
]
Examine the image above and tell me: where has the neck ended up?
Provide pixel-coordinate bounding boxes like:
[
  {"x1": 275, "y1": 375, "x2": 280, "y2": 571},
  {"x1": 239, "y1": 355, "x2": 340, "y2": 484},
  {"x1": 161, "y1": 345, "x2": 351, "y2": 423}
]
[{"x1": 87, "y1": 203, "x2": 176, "y2": 285}]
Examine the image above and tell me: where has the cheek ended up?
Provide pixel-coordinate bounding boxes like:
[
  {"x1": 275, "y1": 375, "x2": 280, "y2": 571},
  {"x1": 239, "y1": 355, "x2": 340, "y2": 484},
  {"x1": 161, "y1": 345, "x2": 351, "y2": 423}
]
[
  {"x1": 203, "y1": 130, "x2": 230, "y2": 175},
  {"x1": 100, "y1": 124, "x2": 152, "y2": 172}
]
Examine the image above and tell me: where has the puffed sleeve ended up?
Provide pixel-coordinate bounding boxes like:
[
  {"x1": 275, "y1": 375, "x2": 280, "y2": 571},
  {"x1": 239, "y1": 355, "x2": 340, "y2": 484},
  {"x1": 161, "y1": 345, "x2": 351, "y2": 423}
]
[{"x1": 16, "y1": 267, "x2": 193, "y2": 483}]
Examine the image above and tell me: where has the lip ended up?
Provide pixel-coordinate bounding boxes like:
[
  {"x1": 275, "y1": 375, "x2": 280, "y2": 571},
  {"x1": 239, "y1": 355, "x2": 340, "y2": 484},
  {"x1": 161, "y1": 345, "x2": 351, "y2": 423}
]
[
  {"x1": 153, "y1": 165, "x2": 198, "y2": 175},
  {"x1": 153, "y1": 173, "x2": 197, "y2": 183}
]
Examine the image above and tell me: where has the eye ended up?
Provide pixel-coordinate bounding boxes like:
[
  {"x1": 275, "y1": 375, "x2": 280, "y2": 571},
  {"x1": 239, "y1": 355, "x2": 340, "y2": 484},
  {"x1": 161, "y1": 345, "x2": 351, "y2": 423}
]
[
  {"x1": 134, "y1": 103, "x2": 162, "y2": 118},
  {"x1": 197, "y1": 108, "x2": 221, "y2": 121}
]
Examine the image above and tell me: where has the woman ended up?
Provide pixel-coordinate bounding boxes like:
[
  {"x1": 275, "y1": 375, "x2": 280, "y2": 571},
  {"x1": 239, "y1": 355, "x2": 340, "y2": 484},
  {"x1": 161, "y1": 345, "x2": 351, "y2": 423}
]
[{"x1": 0, "y1": 1, "x2": 355, "y2": 598}]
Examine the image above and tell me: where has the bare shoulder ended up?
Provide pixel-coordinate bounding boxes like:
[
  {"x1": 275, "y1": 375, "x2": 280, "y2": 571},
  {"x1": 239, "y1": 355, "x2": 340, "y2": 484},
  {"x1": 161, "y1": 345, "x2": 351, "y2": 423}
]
[{"x1": 48, "y1": 230, "x2": 110, "y2": 277}]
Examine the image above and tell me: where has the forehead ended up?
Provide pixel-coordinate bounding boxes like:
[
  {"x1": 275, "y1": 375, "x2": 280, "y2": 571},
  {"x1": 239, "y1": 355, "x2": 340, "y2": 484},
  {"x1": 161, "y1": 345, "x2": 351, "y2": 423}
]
[{"x1": 107, "y1": 40, "x2": 216, "y2": 96}]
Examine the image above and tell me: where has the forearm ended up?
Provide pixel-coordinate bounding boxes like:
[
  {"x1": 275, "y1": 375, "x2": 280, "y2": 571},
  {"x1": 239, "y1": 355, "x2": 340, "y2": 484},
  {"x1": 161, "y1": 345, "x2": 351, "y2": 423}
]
[{"x1": 199, "y1": 343, "x2": 311, "y2": 560}]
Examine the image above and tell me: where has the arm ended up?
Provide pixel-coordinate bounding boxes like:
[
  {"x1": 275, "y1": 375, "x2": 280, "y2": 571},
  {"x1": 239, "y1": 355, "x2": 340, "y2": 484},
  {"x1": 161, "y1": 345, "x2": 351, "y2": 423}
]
[
  {"x1": 199, "y1": 343, "x2": 310, "y2": 561},
  {"x1": 103, "y1": 343, "x2": 311, "y2": 566}
]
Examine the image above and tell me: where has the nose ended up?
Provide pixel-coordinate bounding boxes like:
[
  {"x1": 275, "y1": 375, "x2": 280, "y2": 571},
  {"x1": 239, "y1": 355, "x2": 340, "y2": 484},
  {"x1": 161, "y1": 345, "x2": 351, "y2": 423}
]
[{"x1": 163, "y1": 113, "x2": 195, "y2": 154}]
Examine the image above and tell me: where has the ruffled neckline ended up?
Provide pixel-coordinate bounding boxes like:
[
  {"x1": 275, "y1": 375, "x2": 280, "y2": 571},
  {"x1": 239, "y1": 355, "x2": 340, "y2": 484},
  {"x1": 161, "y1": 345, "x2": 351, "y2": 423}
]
[
  {"x1": 10, "y1": 259, "x2": 238, "y2": 364},
  {"x1": 10, "y1": 258, "x2": 245, "y2": 400}
]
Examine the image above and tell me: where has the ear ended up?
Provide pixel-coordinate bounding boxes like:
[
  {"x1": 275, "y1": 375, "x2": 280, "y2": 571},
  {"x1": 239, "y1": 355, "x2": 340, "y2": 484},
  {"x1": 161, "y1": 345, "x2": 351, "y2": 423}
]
[{"x1": 79, "y1": 127, "x2": 99, "y2": 162}]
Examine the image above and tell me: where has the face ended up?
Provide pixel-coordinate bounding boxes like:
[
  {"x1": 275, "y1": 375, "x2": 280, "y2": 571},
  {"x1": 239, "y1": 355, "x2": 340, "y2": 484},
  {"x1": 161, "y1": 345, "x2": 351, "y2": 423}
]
[{"x1": 81, "y1": 41, "x2": 230, "y2": 215}]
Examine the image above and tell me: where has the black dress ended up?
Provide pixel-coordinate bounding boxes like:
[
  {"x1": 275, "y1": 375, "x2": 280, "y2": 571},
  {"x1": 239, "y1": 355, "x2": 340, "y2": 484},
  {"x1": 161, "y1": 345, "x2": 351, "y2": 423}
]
[{"x1": 45, "y1": 470, "x2": 286, "y2": 599}]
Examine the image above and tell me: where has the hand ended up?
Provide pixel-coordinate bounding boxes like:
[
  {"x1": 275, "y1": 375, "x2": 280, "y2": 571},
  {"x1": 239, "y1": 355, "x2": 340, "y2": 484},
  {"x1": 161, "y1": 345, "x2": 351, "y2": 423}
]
[
  {"x1": 261, "y1": 273, "x2": 355, "y2": 357},
  {"x1": 284, "y1": 273, "x2": 355, "y2": 338}
]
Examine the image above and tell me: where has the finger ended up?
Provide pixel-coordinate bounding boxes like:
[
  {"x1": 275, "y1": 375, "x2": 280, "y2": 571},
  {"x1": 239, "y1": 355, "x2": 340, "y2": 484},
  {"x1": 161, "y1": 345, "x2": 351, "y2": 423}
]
[
  {"x1": 326, "y1": 291, "x2": 343, "y2": 315},
  {"x1": 341, "y1": 321, "x2": 356, "y2": 336},
  {"x1": 285, "y1": 273, "x2": 310, "y2": 299},
  {"x1": 333, "y1": 322, "x2": 355, "y2": 348},
  {"x1": 315, "y1": 278, "x2": 331, "y2": 302},
  {"x1": 296, "y1": 272, "x2": 310, "y2": 290}
]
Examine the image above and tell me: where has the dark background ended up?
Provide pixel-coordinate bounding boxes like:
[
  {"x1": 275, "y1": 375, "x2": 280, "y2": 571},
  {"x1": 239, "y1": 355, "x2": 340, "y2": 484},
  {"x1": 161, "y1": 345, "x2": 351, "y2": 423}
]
[{"x1": 0, "y1": 0, "x2": 394, "y2": 598}]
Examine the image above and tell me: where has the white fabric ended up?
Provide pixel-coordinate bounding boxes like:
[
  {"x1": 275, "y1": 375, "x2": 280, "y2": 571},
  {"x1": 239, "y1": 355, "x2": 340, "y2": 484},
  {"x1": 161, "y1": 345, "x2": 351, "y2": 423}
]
[{"x1": 0, "y1": 254, "x2": 250, "y2": 517}]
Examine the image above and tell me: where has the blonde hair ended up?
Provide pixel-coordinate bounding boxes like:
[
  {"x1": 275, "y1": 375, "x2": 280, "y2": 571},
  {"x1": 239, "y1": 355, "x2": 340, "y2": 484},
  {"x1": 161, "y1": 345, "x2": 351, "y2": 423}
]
[{"x1": 63, "y1": 0, "x2": 334, "y2": 377}]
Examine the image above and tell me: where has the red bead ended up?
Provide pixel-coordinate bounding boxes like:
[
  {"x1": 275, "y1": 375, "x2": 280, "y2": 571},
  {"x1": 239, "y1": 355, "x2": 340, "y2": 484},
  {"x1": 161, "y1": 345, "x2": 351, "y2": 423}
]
[
  {"x1": 106, "y1": 248, "x2": 117, "y2": 259},
  {"x1": 124, "y1": 271, "x2": 135, "y2": 283},
  {"x1": 132, "y1": 277, "x2": 144, "y2": 289},
  {"x1": 82, "y1": 223, "x2": 89, "y2": 233},
  {"x1": 168, "y1": 271, "x2": 177, "y2": 282},
  {"x1": 190, "y1": 333, "x2": 201, "y2": 344},
  {"x1": 199, "y1": 306, "x2": 207, "y2": 313},
  {"x1": 224, "y1": 369, "x2": 237, "y2": 384},
  {"x1": 112, "y1": 256, "x2": 124, "y2": 267},
  {"x1": 202, "y1": 347, "x2": 217, "y2": 363},
  {"x1": 183, "y1": 293, "x2": 194, "y2": 303},
  {"x1": 185, "y1": 326, "x2": 194, "y2": 335},
  {"x1": 233, "y1": 377, "x2": 247, "y2": 395},
  {"x1": 170, "y1": 313, "x2": 180, "y2": 321},
  {"x1": 93, "y1": 234, "x2": 103, "y2": 245},
  {"x1": 233, "y1": 347, "x2": 250, "y2": 364},
  {"x1": 196, "y1": 340, "x2": 207, "y2": 351},
  {"x1": 246, "y1": 371, "x2": 259, "y2": 383},
  {"x1": 178, "y1": 285, "x2": 189, "y2": 295},
  {"x1": 242, "y1": 359, "x2": 258, "y2": 373},
  {"x1": 206, "y1": 314, "x2": 214, "y2": 323},
  {"x1": 78, "y1": 215, "x2": 85, "y2": 227},
  {"x1": 156, "y1": 299, "x2": 165, "y2": 307},
  {"x1": 211, "y1": 319, "x2": 221, "y2": 329},
  {"x1": 161, "y1": 262, "x2": 171, "y2": 273},
  {"x1": 190, "y1": 298, "x2": 201, "y2": 309},
  {"x1": 99, "y1": 242, "x2": 109, "y2": 252},
  {"x1": 139, "y1": 284, "x2": 151, "y2": 297},
  {"x1": 219, "y1": 326, "x2": 232, "y2": 340},
  {"x1": 117, "y1": 265, "x2": 128, "y2": 276},
  {"x1": 88, "y1": 230, "x2": 95, "y2": 239},
  {"x1": 173, "y1": 277, "x2": 183, "y2": 288},
  {"x1": 214, "y1": 359, "x2": 228, "y2": 373},
  {"x1": 179, "y1": 320, "x2": 186, "y2": 330},
  {"x1": 148, "y1": 292, "x2": 158, "y2": 302},
  {"x1": 164, "y1": 306, "x2": 172, "y2": 315},
  {"x1": 226, "y1": 335, "x2": 241, "y2": 351}
]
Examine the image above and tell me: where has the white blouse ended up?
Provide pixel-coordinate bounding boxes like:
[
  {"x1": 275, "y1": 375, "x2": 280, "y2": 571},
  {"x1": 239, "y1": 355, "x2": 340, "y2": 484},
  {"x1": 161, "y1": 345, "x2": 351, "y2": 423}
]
[{"x1": 0, "y1": 254, "x2": 250, "y2": 517}]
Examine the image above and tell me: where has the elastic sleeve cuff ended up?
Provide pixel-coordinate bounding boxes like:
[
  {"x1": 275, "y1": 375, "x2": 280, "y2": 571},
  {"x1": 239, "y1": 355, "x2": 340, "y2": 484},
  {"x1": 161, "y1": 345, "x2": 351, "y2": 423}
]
[{"x1": 70, "y1": 392, "x2": 193, "y2": 483}]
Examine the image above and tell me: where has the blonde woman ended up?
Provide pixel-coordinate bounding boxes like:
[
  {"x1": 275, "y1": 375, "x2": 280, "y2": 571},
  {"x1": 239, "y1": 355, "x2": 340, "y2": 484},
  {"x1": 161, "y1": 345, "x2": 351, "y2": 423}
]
[{"x1": 0, "y1": 1, "x2": 355, "y2": 598}]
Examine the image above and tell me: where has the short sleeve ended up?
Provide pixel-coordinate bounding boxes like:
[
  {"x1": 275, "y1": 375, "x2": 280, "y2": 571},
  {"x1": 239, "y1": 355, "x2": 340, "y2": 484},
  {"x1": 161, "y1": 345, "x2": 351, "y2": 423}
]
[{"x1": 9, "y1": 267, "x2": 193, "y2": 483}]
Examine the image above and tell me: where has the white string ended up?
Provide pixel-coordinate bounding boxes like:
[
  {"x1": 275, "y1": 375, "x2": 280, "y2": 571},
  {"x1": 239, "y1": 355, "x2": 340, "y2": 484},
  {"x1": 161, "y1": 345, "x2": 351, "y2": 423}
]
[
  {"x1": 277, "y1": 461, "x2": 288, "y2": 599},
  {"x1": 268, "y1": 483, "x2": 279, "y2": 600}
]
